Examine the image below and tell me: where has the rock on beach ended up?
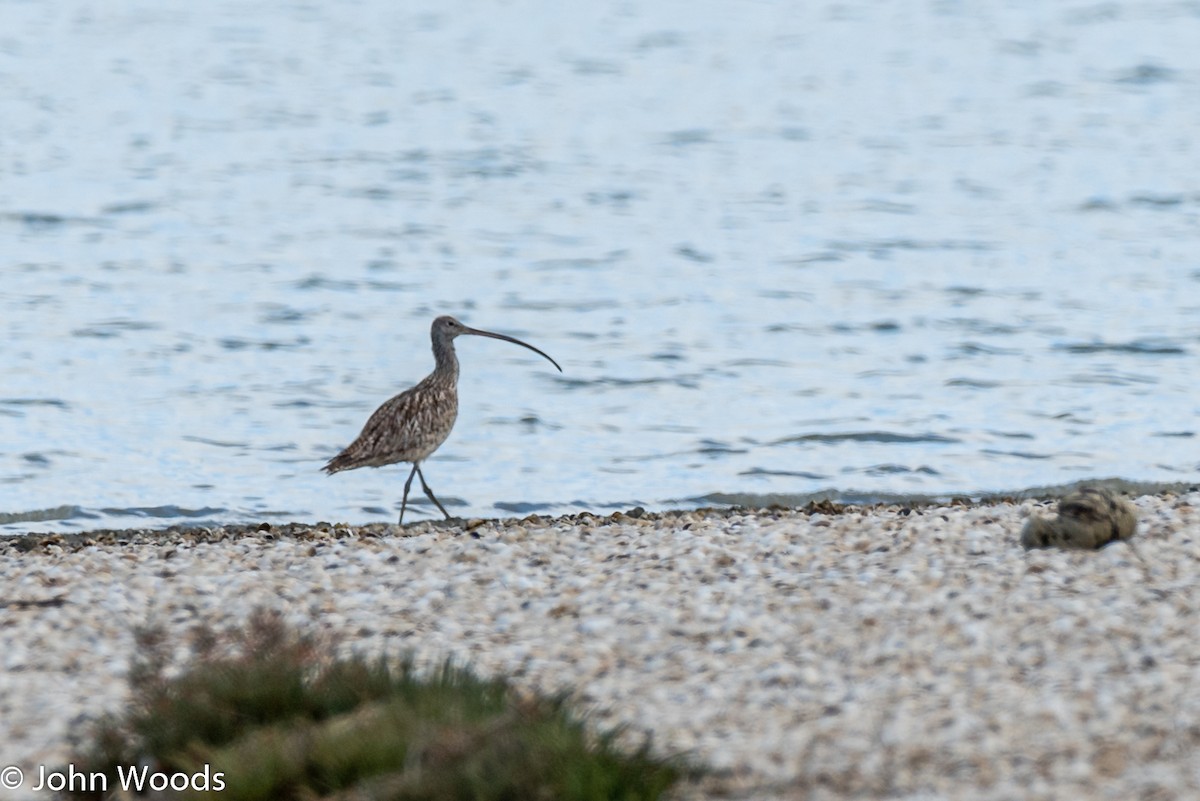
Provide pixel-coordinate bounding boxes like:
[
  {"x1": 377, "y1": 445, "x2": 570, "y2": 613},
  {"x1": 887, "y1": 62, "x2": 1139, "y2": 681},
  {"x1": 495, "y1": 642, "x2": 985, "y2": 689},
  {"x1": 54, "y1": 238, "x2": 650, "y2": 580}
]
[{"x1": 1, "y1": 493, "x2": 1198, "y2": 800}]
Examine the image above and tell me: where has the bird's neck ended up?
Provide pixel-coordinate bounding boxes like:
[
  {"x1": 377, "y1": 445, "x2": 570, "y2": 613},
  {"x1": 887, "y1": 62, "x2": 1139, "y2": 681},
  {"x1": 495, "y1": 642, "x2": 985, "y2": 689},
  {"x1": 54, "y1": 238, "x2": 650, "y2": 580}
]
[{"x1": 432, "y1": 338, "x2": 460, "y2": 382}]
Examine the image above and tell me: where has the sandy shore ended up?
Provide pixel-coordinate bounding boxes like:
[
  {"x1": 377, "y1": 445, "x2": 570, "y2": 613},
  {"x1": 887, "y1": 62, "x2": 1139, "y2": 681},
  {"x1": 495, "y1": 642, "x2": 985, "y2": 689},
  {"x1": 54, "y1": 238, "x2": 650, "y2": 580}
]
[{"x1": 2, "y1": 494, "x2": 1198, "y2": 800}]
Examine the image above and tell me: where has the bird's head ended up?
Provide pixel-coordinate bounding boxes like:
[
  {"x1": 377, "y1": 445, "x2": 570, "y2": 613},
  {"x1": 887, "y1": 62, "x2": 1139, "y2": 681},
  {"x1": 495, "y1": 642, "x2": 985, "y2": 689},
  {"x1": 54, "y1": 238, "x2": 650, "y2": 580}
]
[
  {"x1": 429, "y1": 315, "x2": 561, "y2": 372},
  {"x1": 432, "y1": 315, "x2": 468, "y2": 340}
]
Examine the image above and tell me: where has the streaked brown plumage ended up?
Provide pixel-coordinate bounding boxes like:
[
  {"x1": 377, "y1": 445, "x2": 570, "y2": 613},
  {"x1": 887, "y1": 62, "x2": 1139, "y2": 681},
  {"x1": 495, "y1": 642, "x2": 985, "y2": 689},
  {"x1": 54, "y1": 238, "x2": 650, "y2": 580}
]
[
  {"x1": 1020, "y1": 486, "x2": 1137, "y2": 550},
  {"x1": 323, "y1": 315, "x2": 561, "y2": 524}
]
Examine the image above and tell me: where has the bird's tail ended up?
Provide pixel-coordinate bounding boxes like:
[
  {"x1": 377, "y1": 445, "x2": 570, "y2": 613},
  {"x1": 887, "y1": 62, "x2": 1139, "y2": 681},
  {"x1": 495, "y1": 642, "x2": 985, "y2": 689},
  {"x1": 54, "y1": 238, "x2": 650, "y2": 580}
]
[{"x1": 322, "y1": 452, "x2": 353, "y2": 474}]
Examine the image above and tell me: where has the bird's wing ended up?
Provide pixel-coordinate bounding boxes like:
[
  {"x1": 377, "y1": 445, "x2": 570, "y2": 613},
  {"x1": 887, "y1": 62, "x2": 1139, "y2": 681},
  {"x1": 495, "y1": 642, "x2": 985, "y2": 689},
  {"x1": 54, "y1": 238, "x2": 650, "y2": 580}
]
[{"x1": 324, "y1": 378, "x2": 456, "y2": 471}]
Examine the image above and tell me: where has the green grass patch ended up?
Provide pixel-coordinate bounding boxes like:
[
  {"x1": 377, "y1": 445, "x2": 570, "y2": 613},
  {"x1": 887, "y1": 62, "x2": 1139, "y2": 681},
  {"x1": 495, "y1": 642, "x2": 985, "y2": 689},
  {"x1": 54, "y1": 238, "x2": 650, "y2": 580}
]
[{"x1": 66, "y1": 610, "x2": 692, "y2": 800}]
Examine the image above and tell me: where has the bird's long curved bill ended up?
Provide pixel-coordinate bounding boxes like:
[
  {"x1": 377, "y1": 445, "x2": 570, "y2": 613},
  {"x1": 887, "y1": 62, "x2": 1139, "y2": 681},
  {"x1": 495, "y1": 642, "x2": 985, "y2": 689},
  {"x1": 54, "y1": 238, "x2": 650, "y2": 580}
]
[{"x1": 464, "y1": 326, "x2": 563, "y2": 372}]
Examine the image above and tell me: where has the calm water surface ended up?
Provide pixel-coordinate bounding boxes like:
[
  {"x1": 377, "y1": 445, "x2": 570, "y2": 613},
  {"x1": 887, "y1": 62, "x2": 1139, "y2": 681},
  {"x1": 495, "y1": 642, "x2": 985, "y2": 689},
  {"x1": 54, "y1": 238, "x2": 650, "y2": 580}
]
[{"x1": 3, "y1": 1, "x2": 1200, "y2": 532}]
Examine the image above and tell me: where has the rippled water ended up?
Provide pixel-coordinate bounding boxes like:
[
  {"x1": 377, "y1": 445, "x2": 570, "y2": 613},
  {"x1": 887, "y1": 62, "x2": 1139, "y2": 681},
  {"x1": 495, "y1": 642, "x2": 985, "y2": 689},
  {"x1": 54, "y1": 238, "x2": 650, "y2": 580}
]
[{"x1": 3, "y1": 0, "x2": 1200, "y2": 532}]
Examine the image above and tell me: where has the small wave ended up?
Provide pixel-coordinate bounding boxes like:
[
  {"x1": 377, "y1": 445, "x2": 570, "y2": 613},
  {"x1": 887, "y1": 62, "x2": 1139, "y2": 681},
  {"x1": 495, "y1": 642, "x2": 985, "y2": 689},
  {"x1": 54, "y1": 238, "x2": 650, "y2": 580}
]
[
  {"x1": 686, "y1": 490, "x2": 950, "y2": 507},
  {"x1": 945, "y1": 378, "x2": 1001, "y2": 388},
  {"x1": 950, "y1": 342, "x2": 1021, "y2": 356},
  {"x1": 0, "y1": 505, "x2": 87, "y2": 525},
  {"x1": 98, "y1": 505, "x2": 228, "y2": 519},
  {"x1": 0, "y1": 398, "x2": 70, "y2": 411},
  {"x1": 697, "y1": 439, "x2": 749, "y2": 456},
  {"x1": 982, "y1": 449, "x2": 1053, "y2": 460},
  {"x1": 1054, "y1": 339, "x2": 1186, "y2": 355},
  {"x1": 183, "y1": 436, "x2": 249, "y2": 448},
  {"x1": 1, "y1": 211, "x2": 106, "y2": 228},
  {"x1": 774, "y1": 431, "x2": 960, "y2": 445},
  {"x1": 689, "y1": 478, "x2": 1200, "y2": 510},
  {"x1": 292, "y1": 275, "x2": 359, "y2": 291},
  {"x1": 1063, "y1": 371, "x2": 1158, "y2": 386},
  {"x1": 1114, "y1": 64, "x2": 1176, "y2": 85},
  {"x1": 71, "y1": 319, "x2": 161, "y2": 339},
  {"x1": 739, "y1": 468, "x2": 829, "y2": 480},
  {"x1": 828, "y1": 238, "x2": 995, "y2": 254},
  {"x1": 554, "y1": 374, "x2": 704, "y2": 390},
  {"x1": 860, "y1": 464, "x2": 941, "y2": 476},
  {"x1": 219, "y1": 336, "x2": 311, "y2": 351},
  {"x1": 493, "y1": 500, "x2": 557, "y2": 514},
  {"x1": 101, "y1": 200, "x2": 158, "y2": 215}
]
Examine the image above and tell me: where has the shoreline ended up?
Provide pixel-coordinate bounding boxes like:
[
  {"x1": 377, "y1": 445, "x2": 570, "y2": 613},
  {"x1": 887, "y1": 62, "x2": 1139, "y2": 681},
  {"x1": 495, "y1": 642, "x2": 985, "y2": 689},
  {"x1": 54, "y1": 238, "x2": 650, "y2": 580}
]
[
  {"x1": 2, "y1": 492, "x2": 1198, "y2": 799},
  {"x1": 5, "y1": 476, "x2": 1198, "y2": 539}
]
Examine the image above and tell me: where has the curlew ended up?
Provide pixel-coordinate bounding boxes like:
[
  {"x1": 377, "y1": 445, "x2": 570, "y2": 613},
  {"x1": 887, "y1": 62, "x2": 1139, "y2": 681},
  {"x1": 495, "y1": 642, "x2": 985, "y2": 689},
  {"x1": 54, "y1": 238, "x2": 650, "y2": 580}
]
[{"x1": 322, "y1": 315, "x2": 561, "y2": 524}]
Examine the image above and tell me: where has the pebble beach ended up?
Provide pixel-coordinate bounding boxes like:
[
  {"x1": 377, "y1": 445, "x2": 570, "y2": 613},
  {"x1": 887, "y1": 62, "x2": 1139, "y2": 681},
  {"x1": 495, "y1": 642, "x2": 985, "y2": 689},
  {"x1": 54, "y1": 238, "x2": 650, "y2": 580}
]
[{"x1": 2, "y1": 494, "x2": 1199, "y2": 800}]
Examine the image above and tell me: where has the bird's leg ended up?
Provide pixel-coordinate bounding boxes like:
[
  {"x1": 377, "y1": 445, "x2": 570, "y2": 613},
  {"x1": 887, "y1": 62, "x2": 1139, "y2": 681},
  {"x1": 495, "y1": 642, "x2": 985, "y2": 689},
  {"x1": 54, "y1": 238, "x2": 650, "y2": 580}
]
[
  {"x1": 415, "y1": 464, "x2": 452, "y2": 520},
  {"x1": 399, "y1": 463, "x2": 419, "y2": 525}
]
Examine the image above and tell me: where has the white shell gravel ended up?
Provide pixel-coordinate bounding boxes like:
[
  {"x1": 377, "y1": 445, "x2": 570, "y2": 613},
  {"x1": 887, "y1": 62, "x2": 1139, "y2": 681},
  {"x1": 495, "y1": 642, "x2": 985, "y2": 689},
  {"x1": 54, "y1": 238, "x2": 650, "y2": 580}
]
[{"x1": 2, "y1": 493, "x2": 1199, "y2": 800}]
